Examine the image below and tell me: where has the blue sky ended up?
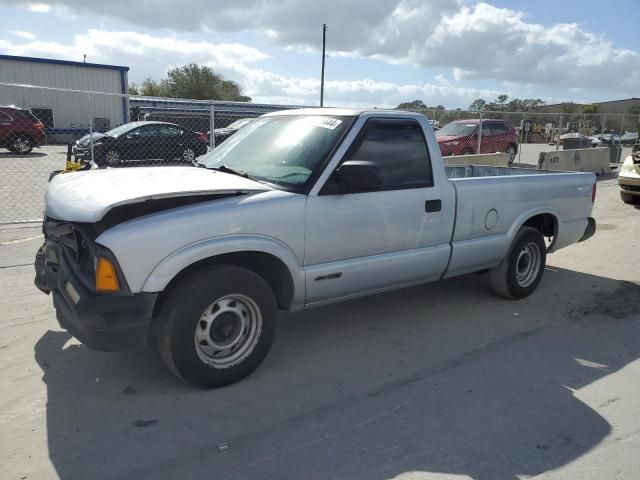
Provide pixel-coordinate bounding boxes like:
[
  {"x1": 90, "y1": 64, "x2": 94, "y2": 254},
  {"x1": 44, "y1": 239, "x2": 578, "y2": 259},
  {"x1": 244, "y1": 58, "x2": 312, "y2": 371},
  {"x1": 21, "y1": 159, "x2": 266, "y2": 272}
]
[{"x1": 0, "y1": 1, "x2": 638, "y2": 108}]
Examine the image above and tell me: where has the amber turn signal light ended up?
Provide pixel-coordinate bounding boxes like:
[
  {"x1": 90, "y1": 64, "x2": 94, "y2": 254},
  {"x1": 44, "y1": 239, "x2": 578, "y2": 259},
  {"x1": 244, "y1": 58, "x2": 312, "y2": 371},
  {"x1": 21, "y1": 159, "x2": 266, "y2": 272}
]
[{"x1": 96, "y1": 257, "x2": 120, "y2": 292}]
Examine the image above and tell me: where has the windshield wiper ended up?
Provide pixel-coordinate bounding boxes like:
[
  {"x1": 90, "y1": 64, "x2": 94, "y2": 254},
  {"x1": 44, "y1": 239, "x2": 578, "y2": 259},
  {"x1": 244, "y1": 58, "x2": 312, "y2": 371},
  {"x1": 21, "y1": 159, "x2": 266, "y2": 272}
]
[{"x1": 211, "y1": 164, "x2": 250, "y2": 179}]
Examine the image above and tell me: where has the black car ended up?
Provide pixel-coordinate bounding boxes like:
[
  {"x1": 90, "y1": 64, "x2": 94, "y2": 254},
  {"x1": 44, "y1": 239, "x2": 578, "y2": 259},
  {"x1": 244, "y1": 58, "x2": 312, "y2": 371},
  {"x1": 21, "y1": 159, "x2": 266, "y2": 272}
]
[
  {"x1": 620, "y1": 132, "x2": 639, "y2": 146},
  {"x1": 73, "y1": 121, "x2": 209, "y2": 166},
  {"x1": 210, "y1": 118, "x2": 253, "y2": 146}
]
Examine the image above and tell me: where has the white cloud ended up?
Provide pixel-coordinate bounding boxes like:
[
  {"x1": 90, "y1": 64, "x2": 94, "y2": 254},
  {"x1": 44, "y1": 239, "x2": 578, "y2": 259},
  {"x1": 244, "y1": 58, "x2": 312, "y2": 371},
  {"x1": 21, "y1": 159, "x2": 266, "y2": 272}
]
[
  {"x1": 0, "y1": 29, "x2": 508, "y2": 108},
  {"x1": 10, "y1": 30, "x2": 35, "y2": 40},
  {"x1": 27, "y1": 2, "x2": 51, "y2": 12},
  {"x1": 2, "y1": 0, "x2": 638, "y2": 95}
]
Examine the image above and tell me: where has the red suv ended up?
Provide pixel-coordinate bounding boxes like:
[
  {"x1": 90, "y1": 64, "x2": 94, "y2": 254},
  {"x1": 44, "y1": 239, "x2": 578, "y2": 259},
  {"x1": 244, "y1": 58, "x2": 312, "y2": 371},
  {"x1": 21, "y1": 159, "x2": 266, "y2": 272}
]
[
  {"x1": 436, "y1": 119, "x2": 519, "y2": 163},
  {"x1": 0, "y1": 106, "x2": 47, "y2": 154}
]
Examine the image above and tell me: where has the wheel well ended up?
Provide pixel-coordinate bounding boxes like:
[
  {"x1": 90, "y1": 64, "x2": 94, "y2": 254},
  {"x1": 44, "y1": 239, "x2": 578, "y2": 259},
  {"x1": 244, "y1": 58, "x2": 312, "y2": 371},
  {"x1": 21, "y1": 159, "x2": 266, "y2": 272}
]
[
  {"x1": 523, "y1": 213, "x2": 557, "y2": 245},
  {"x1": 152, "y1": 251, "x2": 294, "y2": 318},
  {"x1": 10, "y1": 132, "x2": 34, "y2": 142}
]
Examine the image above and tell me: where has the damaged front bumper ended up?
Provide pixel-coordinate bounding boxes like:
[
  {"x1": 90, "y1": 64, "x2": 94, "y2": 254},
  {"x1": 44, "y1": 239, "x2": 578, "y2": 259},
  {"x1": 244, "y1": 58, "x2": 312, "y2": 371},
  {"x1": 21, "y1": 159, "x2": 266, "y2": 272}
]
[{"x1": 34, "y1": 238, "x2": 157, "y2": 352}]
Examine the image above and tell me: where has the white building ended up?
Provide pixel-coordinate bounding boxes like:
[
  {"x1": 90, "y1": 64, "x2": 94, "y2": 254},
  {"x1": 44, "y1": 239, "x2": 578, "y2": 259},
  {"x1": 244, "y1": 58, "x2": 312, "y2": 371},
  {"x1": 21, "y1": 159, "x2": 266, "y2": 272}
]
[{"x1": 0, "y1": 54, "x2": 129, "y2": 142}]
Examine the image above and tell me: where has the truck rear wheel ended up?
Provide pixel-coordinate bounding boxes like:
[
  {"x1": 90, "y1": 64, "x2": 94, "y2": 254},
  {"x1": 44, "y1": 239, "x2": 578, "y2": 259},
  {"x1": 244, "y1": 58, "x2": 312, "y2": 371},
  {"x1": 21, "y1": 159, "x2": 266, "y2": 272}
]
[
  {"x1": 156, "y1": 264, "x2": 277, "y2": 388},
  {"x1": 489, "y1": 226, "x2": 546, "y2": 299}
]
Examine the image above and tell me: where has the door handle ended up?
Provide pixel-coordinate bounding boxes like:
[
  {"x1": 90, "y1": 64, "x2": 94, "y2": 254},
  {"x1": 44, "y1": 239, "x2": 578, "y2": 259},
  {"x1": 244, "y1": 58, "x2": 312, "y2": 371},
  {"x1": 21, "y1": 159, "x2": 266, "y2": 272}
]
[{"x1": 425, "y1": 199, "x2": 441, "y2": 212}]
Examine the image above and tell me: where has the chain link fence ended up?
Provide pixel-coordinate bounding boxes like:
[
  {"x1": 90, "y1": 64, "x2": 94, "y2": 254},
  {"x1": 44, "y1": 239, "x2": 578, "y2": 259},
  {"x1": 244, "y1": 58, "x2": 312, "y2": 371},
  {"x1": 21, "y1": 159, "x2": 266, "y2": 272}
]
[
  {"x1": 407, "y1": 108, "x2": 638, "y2": 165},
  {"x1": 0, "y1": 83, "x2": 303, "y2": 223},
  {"x1": 1, "y1": 81, "x2": 638, "y2": 224}
]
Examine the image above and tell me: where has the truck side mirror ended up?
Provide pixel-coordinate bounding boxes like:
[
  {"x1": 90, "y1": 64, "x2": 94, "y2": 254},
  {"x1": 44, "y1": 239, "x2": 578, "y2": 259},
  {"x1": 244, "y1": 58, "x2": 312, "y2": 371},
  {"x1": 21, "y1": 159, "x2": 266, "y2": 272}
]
[{"x1": 336, "y1": 160, "x2": 381, "y2": 193}]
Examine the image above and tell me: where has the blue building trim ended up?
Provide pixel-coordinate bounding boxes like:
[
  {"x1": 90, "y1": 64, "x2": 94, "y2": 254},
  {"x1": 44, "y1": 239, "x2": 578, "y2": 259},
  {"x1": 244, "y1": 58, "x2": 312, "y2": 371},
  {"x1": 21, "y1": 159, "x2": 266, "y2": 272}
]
[
  {"x1": 47, "y1": 128, "x2": 90, "y2": 135},
  {"x1": 0, "y1": 54, "x2": 129, "y2": 72},
  {"x1": 120, "y1": 70, "x2": 128, "y2": 124}
]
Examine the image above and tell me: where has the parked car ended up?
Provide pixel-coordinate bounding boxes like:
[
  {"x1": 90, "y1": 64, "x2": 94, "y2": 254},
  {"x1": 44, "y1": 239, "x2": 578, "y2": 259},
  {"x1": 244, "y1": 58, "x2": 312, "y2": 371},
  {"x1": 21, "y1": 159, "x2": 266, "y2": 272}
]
[
  {"x1": 436, "y1": 119, "x2": 519, "y2": 163},
  {"x1": 209, "y1": 118, "x2": 253, "y2": 146},
  {"x1": 620, "y1": 132, "x2": 639, "y2": 146},
  {"x1": 589, "y1": 135, "x2": 603, "y2": 147},
  {"x1": 599, "y1": 133, "x2": 621, "y2": 145},
  {"x1": 619, "y1": 145, "x2": 640, "y2": 205},
  {"x1": 0, "y1": 105, "x2": 46, "y2": 154},
  {"x1": 35, "y1": 109, "x2": 596, "y2": 388},
  {"x1": 73, "y1": 121, "x2": 208, "y2": 166}
]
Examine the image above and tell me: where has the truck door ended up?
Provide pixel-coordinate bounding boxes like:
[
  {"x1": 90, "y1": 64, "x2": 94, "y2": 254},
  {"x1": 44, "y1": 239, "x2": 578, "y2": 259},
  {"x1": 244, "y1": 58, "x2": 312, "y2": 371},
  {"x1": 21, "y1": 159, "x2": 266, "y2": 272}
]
[{"x1": 304, "y1": 117, "x2": 455, "y2": 304}]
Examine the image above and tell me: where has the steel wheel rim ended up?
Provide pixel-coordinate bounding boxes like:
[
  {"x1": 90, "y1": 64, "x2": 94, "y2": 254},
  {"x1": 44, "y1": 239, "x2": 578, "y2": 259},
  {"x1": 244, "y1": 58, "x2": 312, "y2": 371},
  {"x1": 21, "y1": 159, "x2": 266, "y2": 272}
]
[
  {"x1": 105, "y1": 149, "x2": 120, "y2": 164},
  {"x1": 182, "y1": 148, "x2": 195, "y2": 162},
  {"x1": 13, "y1": 137, "x2": 30, "y2": 153},
  {"x1": 515, "y1": 242, "x2": 541, "y2": 288},
  {"x1": 194, "y1": 294, "x2": 262, "y2": 369},
  {"x1": 507, "y1": 147, "x2": 516, "y2": 162}
]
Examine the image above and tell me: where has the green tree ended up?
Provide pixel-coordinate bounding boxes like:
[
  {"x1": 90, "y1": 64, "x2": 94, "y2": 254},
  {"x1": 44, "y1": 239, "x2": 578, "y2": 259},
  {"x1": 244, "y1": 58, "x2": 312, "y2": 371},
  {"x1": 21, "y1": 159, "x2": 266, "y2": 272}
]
[
  {"x1": 128, "y1": 65, "x2": 250, "y2": 101},
  {"x1": 496, "y1": 94, "x2": 509, "y2": 107},
  {"x1": 627, "y1": 105, "x2": 640, "y2": 115},
  {"x1": 162, "y1": 64, "x2": 250, "y2": 101},
  {"x1": 469, "y1": 99, "x2": 486, "y2": 111},
  {"x1": 141, "y1": 78, "x2": 169, "y2": 97},
  {"x1": 395, "y1": 100, "x2": 447, "y2": 110},
  {"x1": 581, "y1": 103, "x2": 601, "y2": 114},
  {"x1": 396, "y1": 100, "x2": 429, "y2": 110},
  {"x1": 560, "y1": 102, "x2": 580, "y2": 114}
]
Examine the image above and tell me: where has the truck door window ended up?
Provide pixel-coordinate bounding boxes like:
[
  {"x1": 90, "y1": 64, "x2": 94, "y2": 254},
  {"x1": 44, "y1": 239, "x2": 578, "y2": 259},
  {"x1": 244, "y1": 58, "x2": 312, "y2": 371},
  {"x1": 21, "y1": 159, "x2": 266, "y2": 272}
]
[{"x1": 339, "y1": 119, "x2": 433, "y2": 191}]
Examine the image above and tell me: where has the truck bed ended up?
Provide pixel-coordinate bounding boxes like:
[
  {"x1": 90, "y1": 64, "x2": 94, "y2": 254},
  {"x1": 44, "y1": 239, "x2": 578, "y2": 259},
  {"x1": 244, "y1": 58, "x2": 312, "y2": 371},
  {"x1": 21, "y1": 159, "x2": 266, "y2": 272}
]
[
  {"x1": 442, "y1": 164, "x2": 595, "y2": 278},
  {"x1": 445, "y1": 164, "x2": 545, "y2": 178}
]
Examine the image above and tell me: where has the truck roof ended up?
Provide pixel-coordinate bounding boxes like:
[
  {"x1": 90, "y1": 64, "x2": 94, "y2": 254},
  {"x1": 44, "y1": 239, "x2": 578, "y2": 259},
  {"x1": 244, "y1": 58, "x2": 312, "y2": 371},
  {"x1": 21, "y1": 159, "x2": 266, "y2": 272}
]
[{"x1": 264, "y1": 108, "x2": 424, "y2": 118}]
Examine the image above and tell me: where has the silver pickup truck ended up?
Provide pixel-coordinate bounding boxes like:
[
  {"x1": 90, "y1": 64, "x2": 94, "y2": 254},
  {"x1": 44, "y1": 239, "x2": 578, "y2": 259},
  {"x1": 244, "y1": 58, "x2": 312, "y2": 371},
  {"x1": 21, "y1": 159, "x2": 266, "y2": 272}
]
[{"x1": 35, "y1": 109, "x2": 597, "y2": 388}]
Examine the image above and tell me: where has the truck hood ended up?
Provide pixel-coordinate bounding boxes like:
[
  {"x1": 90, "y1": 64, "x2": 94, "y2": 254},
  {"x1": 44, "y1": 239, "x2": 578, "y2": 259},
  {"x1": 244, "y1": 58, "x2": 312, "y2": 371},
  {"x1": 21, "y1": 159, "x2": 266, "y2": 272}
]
[{"x1": 46, "y1": 166, "x2": 272, "y2": 223}]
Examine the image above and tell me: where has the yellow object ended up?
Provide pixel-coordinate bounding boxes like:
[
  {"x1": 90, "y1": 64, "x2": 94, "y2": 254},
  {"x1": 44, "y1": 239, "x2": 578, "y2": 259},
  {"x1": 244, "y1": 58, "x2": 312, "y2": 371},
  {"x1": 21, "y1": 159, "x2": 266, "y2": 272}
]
[
  {"x1": 96, "y1": 257, "x2": 120, "y2": 292},
  {"x1": 66, "y1": 159, "x2": 82, "y2": 171}
]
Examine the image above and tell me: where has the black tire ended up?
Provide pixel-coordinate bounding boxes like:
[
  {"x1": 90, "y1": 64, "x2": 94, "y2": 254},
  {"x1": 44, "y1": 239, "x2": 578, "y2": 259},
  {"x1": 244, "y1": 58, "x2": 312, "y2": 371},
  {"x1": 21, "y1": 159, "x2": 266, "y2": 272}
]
[
  {"x1": 460, "y1": 148, "x2": 475, "y2": 155},
  {"x1": 489, "y1": 226, "x2": 546, "y2": 299},
  {"x1": 506, "y1": 143, "x2": 518, "y2": 164},
  {"x1": 10, "y1": 135, "x2": 34, "y2": 154},
  {"x1": 620, "y1": 191, "x2": 638, "y2": 205},
  {"x1": 157, "y1": 264, "x2": 277, "y2": 388}
]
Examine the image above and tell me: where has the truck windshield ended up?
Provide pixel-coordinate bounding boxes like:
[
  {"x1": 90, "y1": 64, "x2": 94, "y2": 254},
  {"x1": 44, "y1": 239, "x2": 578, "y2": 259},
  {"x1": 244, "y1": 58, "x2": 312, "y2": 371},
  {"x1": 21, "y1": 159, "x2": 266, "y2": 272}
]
[
  {"x1": 198, "y1": 115, "x2": 352, "y2": 188},
  {"x1": 436, "y1": 122, "x2": 477, "y2": 137}
]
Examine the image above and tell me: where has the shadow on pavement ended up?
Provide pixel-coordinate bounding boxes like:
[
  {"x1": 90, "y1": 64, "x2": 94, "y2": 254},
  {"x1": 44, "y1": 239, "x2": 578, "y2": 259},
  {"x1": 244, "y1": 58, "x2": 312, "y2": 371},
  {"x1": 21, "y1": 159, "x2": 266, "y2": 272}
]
[
  {"x1": 0, "y1": 151, "x2": 48, "y2": 158},
  {"x1": 35, "y1": 267, "x2": 640, "y2": 480}
]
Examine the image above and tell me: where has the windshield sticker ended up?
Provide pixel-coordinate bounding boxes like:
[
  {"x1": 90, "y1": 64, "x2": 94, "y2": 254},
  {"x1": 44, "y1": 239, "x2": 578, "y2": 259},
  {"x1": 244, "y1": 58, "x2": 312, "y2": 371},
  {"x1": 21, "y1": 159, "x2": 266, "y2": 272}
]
[{"x1": 312, "y1": 118, "x2": 343, "y2": 130}]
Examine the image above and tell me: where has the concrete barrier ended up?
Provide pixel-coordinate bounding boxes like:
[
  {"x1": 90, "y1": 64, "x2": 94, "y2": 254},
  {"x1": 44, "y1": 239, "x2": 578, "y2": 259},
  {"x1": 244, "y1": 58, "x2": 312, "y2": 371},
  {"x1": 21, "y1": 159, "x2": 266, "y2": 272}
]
[
  {"x1": 444, "y1": 152, "x2": 509, "y2": 167},
  {"x1": 537, "y1": 147, "x2": 610, "y2": 175}
]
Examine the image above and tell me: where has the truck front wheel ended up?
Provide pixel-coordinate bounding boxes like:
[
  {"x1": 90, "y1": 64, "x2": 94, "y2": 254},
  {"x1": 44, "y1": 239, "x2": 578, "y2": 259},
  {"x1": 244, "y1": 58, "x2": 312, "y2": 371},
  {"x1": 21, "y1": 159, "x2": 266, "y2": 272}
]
[
  {"x1": 156, "y1": 265, "x2": 277, "y2": 388},
  {"x1": 489, "y1": 226, "x2": 546, "y2": 299}
]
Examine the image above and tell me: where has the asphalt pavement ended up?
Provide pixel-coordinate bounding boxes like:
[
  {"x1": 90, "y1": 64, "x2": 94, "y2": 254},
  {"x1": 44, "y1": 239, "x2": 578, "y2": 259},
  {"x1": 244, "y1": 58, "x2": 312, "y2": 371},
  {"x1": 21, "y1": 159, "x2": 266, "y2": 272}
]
[{"x1": 0, "y1": 172, "x2": 638, "y2": 480}]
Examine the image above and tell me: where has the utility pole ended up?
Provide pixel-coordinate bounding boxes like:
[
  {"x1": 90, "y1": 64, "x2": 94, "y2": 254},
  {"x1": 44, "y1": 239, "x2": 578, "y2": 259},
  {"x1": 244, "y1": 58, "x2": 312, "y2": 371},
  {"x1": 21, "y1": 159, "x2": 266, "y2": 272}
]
[{"x1": 320, "y1": 23, "x2": 327, "y2": 107}]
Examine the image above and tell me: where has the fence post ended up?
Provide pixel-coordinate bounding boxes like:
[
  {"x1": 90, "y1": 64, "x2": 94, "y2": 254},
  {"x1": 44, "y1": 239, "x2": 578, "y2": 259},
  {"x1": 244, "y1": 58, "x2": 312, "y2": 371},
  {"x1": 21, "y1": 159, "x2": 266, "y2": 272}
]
[
  {"x1": 87, "y1": 92, "x2": 94, "y2": 164},
  {"x1": 476, "y1": 111, "x2": 483, "y2": 154},
  {"x1": 519, "y1": 111, "x2": 526, "y2": 164},
  {"x1": 601, "y1": 113, "x2": 606, "y2": 135},
  {"x1": 209, "y1": 102, "x2": 216, "y2": 151},
  {"x1": 620, "y1": 114, "x2": 626, "y2": 135},
  {"x1": 557, "y1": 115, "x2": 563, "y2": 150}
]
